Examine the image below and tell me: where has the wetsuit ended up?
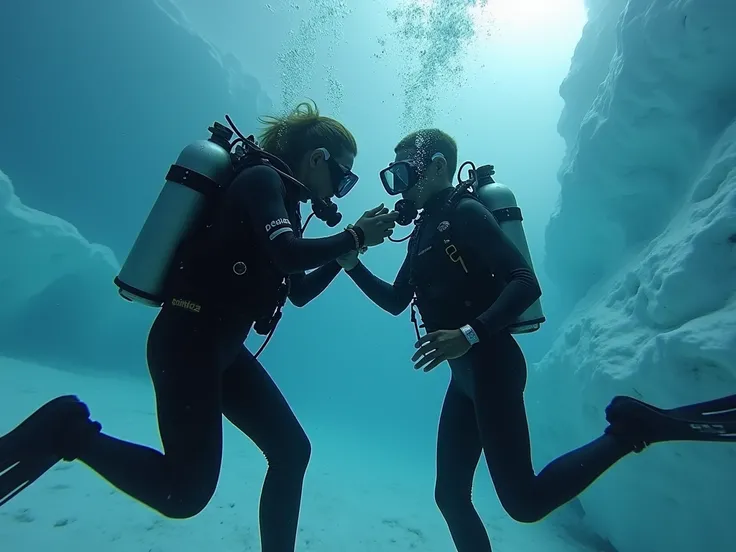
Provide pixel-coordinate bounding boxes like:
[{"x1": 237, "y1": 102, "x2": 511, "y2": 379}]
[
  {"x1": 43, "y1": 164, "x2": 361, "y2": 551},
  {"x1": 345, "y1": 187, "x2": 636, "y2": 552}
]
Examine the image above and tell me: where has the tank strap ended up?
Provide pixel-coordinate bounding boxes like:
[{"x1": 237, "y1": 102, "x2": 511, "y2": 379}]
[
  {"x1": 492, "y1": 206, "x2": 522, "y2": 223},
  {"x1": 444, "y1": 189, "x2": 477, "y2": 211},
  {"x1": 165, "y1": 164, "x2": 223, "y2": 196},
  {"x1": 446, "y1": 187, "x2": 523, "y2": 226}
]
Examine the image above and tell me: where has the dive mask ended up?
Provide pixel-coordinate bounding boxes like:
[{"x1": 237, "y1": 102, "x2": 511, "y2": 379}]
[
  {"x1": 379, "y1": 152, "x2": 445, "y2": 195},
  {"x1": 380, "y1": 160, "x2": 418, "y2": 195},
  {"x1": 321, "y1": 148, "x2": 359, "y2": 198},
  {"x1": 306, "y1": 148, "x2": 358, "y2": 228}
]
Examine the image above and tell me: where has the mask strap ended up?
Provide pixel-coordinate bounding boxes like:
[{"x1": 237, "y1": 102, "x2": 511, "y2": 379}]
[{"x1": 316, "y1": 147, "x2": 330, "y2": 161}]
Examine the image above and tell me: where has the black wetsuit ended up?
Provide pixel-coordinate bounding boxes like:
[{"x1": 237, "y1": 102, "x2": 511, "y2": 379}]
[
  {"x1": 74, "y1": 164, "x2": 361, "y2": 551},
  {"x1": 346, "y1": 188, "x2": 635, "y2": 552}
]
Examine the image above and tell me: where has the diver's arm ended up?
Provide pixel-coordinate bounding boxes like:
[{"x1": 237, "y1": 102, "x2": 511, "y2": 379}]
[
  {"x1": 345, "y1": 254, "x2": 414, "y2": 315},
  {"x1": 232, "y1": 165, "x2": 362, "y2": 274},
  {"x1": 453, "y1": 199, "x2": 542, "y2": 341},
  {"x1": 288, "y1": 261, "x2": 342, "y2": 307}
]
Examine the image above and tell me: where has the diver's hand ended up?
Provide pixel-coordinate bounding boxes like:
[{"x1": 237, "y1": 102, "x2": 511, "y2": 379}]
[
  {"x1": 337, "y1": 244, "x2": 359, "y2": 271},
  {"x1": 354, "y1": 204, "x2": 398, "y2": 247},
  {"x1": 412, "y1": 329, "x2": 472, "y2": 372}
]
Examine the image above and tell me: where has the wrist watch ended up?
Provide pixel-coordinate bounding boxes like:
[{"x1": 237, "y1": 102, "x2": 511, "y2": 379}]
[{"x1": 460, "y1": 324, "x2": 479, "y2": 345}]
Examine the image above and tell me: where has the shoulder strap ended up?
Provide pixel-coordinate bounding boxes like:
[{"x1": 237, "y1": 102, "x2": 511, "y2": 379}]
[
  {"x1": 232, "y1": 151, "x2": 269, "y2": 174},
  {"x1": 428, "y1": 190, "x2": 472, "y2": 239},
  {"x1": 446, "y1": 189, "x2": 478, "y2": 211}
]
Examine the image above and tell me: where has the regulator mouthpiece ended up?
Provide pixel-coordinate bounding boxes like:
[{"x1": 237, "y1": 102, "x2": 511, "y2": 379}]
[
  {"x1": 394, "y1": 199, "x2": 418, "y2": 226},
  {"x1": 312, "y1": 197, "x2": 342, "y2": 227}
]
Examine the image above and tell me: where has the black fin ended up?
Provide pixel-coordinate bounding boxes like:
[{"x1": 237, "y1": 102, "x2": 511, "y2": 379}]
[
  {"x1": 0, "y1": 395, "x2": 100, "y2": 508},
  {"x1": 605, "y1": 395, "x2": 736, "y2": 452},
  {"x1": 662, "y1": 394, "x2": 736, "y2": 422},
  {"x1": 0, "y1": 455, "x2": 59, "y2": 507}
]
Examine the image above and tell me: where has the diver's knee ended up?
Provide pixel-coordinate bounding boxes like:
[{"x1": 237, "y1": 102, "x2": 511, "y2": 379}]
[
  {"x1": 160, "y1": 495, "x2": 211, "y2": 519},
  {"x1": 267, "y1": 430, "x2": 311, "y2": 473},
  {"x1": 497, "y1": 493, "x2": 546, "y2": 523},
  {"x1": 290, "y1": 432, "x2": 312, "y2": 471},
  {"x1": 504, "y1": 506, "x2": 544, "y2": 524},
  {"x1": 434, "y1": 479, "x2": 468, "y2": 514},
  {"x1": 159, "y1": 484, "x2": 216, "y2": 519}
]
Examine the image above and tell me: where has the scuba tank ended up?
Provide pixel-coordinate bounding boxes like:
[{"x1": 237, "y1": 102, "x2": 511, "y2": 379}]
[
  {"x1": 473, "y1": 164, "x2": 546, "y2": 333},
  {"x1": 394, "y1": 160, "x2": 545, "y2": 337},
  {"x1": 113, "y1": 116, "x2": 345, "y2": 358},
  {"x1": 114, "y1": 122, "x2": 235, "y2": 306},
  {"x1": 114, "y1": 117, "x2": 344, "y2": 308}
]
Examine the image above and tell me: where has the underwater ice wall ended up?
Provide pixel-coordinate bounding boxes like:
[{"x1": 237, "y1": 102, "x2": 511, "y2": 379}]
[
  {"x1": 534, "y1": 1, "x2": 736, "y2": 552},
  {"x1": 0, "y1": 0, "x2": 270, "y2": 260},
  {"x1": 546, "y1": 0, "x2": 736, "y2": 302},
  {"x1": 0, "y1": 0, "x2": 271, "y2": 371},
  {"x1": 0, "y1": 170, "x2": 152, "y2": 371}
]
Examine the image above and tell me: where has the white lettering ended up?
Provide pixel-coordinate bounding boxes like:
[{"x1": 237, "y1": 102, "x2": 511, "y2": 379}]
[{"x1": 264, "y1": 218, "x2": 291, "y2": 233}]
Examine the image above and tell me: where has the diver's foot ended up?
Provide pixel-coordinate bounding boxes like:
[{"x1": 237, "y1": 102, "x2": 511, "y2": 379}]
[
  {"x1": 604, "y1": 395, "x2": 736, "y2": 453},
  {"x1": 604, "y1": 396, "x2": 656, "y2": 452},
  {"x1": 0, "y1": 395, "x2": 101, "y2": 466},
  {"x1": 0, "y1": 395, "x2": 101, "y2": 507}
]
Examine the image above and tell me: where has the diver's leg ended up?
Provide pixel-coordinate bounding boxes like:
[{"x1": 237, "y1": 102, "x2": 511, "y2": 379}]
[
  {"x1": 433, "y1": 378, "x2": 491, "y2": 552},
  {"x1": 471, "y1": 337, "x2": 631, "y2": 524},
  {"x1": 222, "y1": 347, "x2": 311, "y2": 552},
  {"x1": 77, "y1": 312, "x2": 224, "y2": 518}
]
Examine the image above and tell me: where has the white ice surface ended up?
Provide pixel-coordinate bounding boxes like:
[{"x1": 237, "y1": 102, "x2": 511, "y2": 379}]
[{"x1": 536, "y1": 1, "x2": 736, "y2": 551}]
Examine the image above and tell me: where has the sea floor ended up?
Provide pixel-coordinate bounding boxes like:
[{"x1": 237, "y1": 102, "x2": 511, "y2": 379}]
[{"x1": 0, "y1": 357, "x2": 595, "y2": 552}]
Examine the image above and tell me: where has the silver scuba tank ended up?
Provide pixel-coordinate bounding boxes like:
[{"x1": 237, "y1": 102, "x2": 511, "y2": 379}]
[
  {"x1": 114, "y1": 122, "x2": 235, "y2": 307},
  {"x1": 474, "y1": 165, "x2": 546, "y2": 334}
]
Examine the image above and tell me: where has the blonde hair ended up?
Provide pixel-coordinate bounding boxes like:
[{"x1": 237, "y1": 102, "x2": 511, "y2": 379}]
[{"x1": 258, "y1": 101, "x2": 357, "y2": 172}]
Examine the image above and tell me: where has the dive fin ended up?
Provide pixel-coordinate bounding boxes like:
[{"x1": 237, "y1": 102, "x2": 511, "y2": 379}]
[
  {"x1": 660, "y1": 394, "x2": 736, "y2": 422},
  {"x1": 0, "y1": 395, "x2": 101, "y2": 507},
  {"x1": 605, "y1": 394, "x2": 736, "y2": 452},
  {"x1": 0, "y1": 455, "x2": 59, "y2": 507}
]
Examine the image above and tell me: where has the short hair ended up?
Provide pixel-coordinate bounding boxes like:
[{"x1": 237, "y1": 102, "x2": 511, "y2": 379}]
[
  {"x1": 394, "y1": 128, "x2": 458, "y2": 178},
  {"x1": 258, "y1": 100, "x2": 357, "y2": 173}
]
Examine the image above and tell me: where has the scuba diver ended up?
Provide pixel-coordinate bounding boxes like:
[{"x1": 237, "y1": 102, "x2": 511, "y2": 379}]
[
  {"x1": 0, "y1": 101, "x2": 398, "y2": 552},
  {"x1": 336, "y1": 128, "x2": 736, "y2": 552}
]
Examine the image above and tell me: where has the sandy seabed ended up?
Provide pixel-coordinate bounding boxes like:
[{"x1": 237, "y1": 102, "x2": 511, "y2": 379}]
[{"x1": 0, "y1": 357, "x2": 591, "y2": 552}]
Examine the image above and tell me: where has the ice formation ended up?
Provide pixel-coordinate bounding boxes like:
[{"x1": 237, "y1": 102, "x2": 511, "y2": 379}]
[
  {"x1": 546, "y1": 0, "x2": 736, "y2": 303},
  {"x1": 535, "y1": 1, "x2": 736, "y2": 551},
  {"x1": 0, "y1": 169, "x2": 152, "y2": 370},
  {"x1": 0, "y1": 170, "x2": 118, "y2": 319},
  {"x1": 0, "y1": 0, "x2": 272, "y2": 369},
  {"x1": 0, "y1": 0, "x2": 270, "y2": 259}
]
